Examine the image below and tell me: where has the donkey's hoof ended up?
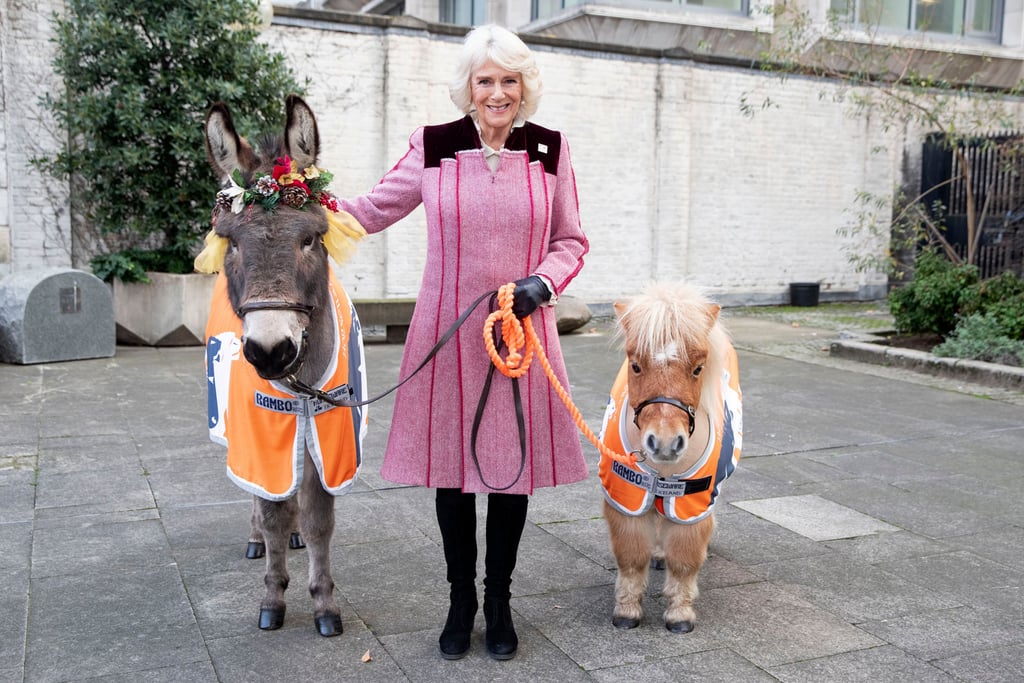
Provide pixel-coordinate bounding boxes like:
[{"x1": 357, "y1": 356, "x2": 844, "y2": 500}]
[
  {"x1": 612, "y1": 615, "x2": 641, "y2": 630},
  {"x1": 650, "y1": 557, "x2": 666, "y2": 570},
  {"x1": 315, "y1": 613, "x2": 344, "y2": 637},
  {"x1": 289, "y1": 532, "x2": 305, "y2": 549},
  {"x1": 666, "y1": 619, "x2": 694, "y2": 633},
  {"x1": 259, "y1": 606, "x2": 286, "y2": 630},
  {"x1": 245, "y1": 541, "x2": 266, "y2": 559}
]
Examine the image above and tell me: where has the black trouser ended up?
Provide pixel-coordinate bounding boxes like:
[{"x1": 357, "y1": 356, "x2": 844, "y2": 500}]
[{"x1": 435, "y1": 488, "x2": 528, "y2": 601}]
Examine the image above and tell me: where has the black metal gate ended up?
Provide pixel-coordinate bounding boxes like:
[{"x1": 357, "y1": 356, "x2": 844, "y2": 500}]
[{"x1": 921, "y1": 131, "x2": 1024, "y2": 279}]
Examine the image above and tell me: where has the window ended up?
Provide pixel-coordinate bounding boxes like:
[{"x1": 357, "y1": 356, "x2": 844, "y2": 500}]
[
  {"x1": 830, "y1": 0, "x2": 1003, "y2": 38},
  {"x1": 533, "y1": 0, "x2": 747, "y2": 20},
  {"x1": 441, "y1": 0, "x2": 487, "y2": 25}
]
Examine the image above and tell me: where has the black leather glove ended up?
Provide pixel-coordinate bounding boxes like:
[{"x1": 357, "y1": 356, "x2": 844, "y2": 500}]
[{"x1": 511, "y1": 275, "x2": 551, "y2": 319}]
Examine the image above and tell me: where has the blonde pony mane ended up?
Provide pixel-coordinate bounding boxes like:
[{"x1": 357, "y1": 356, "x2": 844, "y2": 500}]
[{"x1": 615, "y1": 282, "x2": 730, "y2": 416}]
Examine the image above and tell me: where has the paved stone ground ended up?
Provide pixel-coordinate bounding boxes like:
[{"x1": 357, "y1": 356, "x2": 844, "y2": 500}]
[{"x1": 1, "y1": 311, "x2": 1022, "y2": 682}]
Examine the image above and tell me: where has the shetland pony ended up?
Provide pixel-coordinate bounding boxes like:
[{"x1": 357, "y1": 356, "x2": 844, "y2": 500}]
[{"x1": 599, "y1": 283, "x2": 741, "y2": 632}]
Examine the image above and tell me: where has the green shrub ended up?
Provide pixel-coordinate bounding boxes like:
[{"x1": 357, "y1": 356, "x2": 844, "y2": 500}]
[
  {"x1": 960, "y1": 271, "x2": 1024, "y2": 340},
  {"x1": 33, "y1": 0, "x2": 303, "y2": 282},
  {"x1": 888, "y1": 249, "x2": 979, "y2": 336},
  {"x1": 933, "y1": 313, "x2": 1024, "y2": 367}
]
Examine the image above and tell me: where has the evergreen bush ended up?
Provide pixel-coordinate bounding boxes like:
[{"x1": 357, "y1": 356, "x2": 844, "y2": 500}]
[
  {"x1": 888, "y1": 249, "x2": 979, "y2": 336},
  {"x1": 933, "y1": 313, "x2": 1024, "y2": 367},
  {"x1": 33, "y1": 0, "x2": 303, "y2": 282}
]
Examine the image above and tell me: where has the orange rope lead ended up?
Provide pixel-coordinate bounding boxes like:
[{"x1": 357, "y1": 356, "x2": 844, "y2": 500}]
[{"x1": 483, "y1": 283, "x2": 638, "y2": 467}]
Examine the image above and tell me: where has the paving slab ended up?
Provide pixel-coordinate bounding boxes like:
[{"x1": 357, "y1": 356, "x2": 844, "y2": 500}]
[
  {"x1": 732, "y1": 494, "x2": 900, "y2": 541},
  {"x1": 768, "y1": 644, "x2": 956, "y2": 682}
]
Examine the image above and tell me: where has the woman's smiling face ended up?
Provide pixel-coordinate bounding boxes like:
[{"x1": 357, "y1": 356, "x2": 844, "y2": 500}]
[{"x1": 470, "y1": 60, "x2": 522, "y2": 146}]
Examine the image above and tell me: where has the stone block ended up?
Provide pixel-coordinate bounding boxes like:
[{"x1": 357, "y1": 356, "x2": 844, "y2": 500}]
[
  {"x1": 555, "y1": 295, "x2": 593, "y2": 334},
  {"x1": 0, "y1": 268, "x2": 114, "y2": 364},
  {"x1": 113, "y1": 272, "x2": 217, "y2": 346}
]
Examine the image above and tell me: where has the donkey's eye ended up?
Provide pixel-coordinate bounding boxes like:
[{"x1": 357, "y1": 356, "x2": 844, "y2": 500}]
[
  {"x1": 302, "y1": 235, "x2": 316, "y2": 249},
  {"x1": 228, "y1": 239, "x2": 238, "y2": 253},
  {"x1": 630, "y1": 361, "x2": 641, "y2": 374},
  {"x1": 693, "y1": 364, "x2": 704, "y2": 378}
]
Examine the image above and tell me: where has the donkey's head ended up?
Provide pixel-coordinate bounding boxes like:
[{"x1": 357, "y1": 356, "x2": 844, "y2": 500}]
[
  {"x1": 204, "y1": 95, "x2": 334, "y2": 381},
  {"x1": 615, "y1": 283, "x2": 727, "y2": 464}
]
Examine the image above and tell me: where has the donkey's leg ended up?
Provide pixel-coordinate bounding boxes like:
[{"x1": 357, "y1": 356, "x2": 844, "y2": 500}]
[
  {"x1": 605, "y1": 502, "x2": 654, "y2": 629},
  {"x1": 256, "y1": 496, "x2": 297, "y2": 630},
  {"x1": 246, "y1": 496, "x2": 266, "y2": 559},
  {"x1": 661, "y1": 515, "x2": 714, "y2": 633},
  {"x1": 299, "y1": 451, "x2": 342, "y2": 637}
]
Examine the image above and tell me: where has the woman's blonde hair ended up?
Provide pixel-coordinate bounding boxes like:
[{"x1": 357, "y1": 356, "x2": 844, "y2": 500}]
[{"x1": 449, "y1": 24, "x2": 543, "y2": 123}]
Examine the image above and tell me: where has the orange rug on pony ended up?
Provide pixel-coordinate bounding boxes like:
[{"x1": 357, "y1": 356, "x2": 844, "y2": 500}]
[{"x1": 598, "y1": 345, "x2": 742, "y2": 524}]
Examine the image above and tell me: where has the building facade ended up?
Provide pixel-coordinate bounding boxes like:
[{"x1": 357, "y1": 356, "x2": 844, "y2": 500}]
[{"x1": 2, "y1": 0, "x2": 1022, "y2": 306}]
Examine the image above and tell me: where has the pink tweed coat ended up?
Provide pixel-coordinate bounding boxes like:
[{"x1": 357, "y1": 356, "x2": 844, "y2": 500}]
[{"x1": 339, "y1": 115, "x2": 590, "y2": 494}]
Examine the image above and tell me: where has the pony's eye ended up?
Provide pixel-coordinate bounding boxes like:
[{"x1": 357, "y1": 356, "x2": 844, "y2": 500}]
[
  {"x1": 693, "y1": 364, "x2": 704, "y2": 377},
  {"x1": 630, "y1": 361, "x2": 641, "y2": 374}
]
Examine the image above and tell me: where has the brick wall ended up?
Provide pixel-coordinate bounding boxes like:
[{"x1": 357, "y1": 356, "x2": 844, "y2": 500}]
[
  {"x1": 1, "y1": 0, "x2": 72, "y2": 278},
  {"x1": 13, "y1": 5, "x2": 1019, "y2": 304},
  {"x1": 272, "y1": 20, "x2": 901, "y2": 304}
]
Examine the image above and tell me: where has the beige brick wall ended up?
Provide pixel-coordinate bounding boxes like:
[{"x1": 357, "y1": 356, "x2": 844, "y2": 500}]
[
  {"x1": 1, "y1": 0, "x2": 72, "y2": 277},
  {"x1": 11, "y1": 6, "x2": 1022, "y2": 304},
  {"x1": 273, "y1": 21, "x2": 899, "y2": 303}
]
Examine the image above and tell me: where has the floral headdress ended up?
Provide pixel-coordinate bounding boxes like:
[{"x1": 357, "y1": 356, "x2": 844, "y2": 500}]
[{"x1": 194, "y1": 155, "x2": 365, "y2": 273}]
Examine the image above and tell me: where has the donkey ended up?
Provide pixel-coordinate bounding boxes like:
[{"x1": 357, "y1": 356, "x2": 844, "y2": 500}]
[
  {"x1": 202, "y1": 95, "x2": 367, "y2": 637},
  {"x1": 598, "y1": 282, "x2": 742, "y2": 632}
]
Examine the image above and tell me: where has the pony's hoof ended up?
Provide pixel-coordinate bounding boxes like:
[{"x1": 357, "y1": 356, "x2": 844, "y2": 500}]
[
  {"x1": 289, "y1": 532, "x2": 305, "y2": 549},
  {"x1": 258, "y1": 606, "x2": 285, "y2": 630},
  {"x1": 666, "y1": 619, "x2": 694, "y2": 633},
  {"x1": 612, "y1": 615, "x2": 641, "y2": 630},
  {"x1": 315, "y1": 613, "x2": 344, "y2": 637},
  {"x1": 650, "y1": 557, "x2": 666, "y2": 570},
  {"x1": 245, "y1": 541, "x2": 265, "y2": 559}
]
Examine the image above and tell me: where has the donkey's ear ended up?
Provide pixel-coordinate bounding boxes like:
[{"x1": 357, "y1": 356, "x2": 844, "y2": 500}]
[
  {"x1": 205, "y1": 102, "x2": 254, "y2": 183},
  {"x1": 283, "y1": 95, "x2": 320, "y2": 169}
]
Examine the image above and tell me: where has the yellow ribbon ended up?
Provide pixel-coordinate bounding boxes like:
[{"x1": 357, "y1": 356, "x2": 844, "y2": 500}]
[
  {"x1": 193, "y1": 211, "x2": 366, "y2": 274},
  {"x1": 323, "y1": 211, "x2": 367, "y2": 265}
]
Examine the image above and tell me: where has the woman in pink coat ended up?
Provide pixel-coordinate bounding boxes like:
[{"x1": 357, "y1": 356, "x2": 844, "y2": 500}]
[{"x1": 339, "y1": 24, "x2": 589, "y2": 661}]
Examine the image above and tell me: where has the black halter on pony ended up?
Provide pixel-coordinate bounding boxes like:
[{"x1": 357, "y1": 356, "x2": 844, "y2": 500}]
[{"x1": 633, "y1": 396, "x2": 698, "y2": 437}]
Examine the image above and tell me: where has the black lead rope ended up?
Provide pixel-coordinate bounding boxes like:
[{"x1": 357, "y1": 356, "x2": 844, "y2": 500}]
[
  {"x1": 281, "y1": 288, "x2": 497, "y2": 409},
  {"x1": 469, "y1": 327, "x2": 528, "y2": 492},
  {"x1": 284, "y1": 287, "x2": 530, "y2": 492}
]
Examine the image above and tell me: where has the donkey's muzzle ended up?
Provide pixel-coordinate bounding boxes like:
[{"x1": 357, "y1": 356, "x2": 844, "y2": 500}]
[{"x1": 243, "y1": 331, "x2": 307, "y2": 380}]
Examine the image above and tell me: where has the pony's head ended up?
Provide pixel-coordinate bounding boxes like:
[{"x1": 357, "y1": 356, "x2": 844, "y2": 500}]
[
  {"x1": 615, "y1": 283, "x2": 729, "y2": 464},
  {"x1": 203, "y1": 95, "x2": 334, "y2": 381}
]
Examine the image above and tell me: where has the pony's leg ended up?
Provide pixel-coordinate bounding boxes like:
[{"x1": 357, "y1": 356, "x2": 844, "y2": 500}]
[
  {"x1": 246, "y1": 496, "x2": 266, "y2": 559},
  {"x1": 605, "y1": 502, "x2": 654, "y2": 629},
  {"x1": 650, "y1": 514, "x2": 666, "y2": 570},
  {"x1": 299, "y1": 451, "x2": 342, "y2": 637},
  {"x1": 661, "y1": 515, "x2": 715, "y2": 633},
  {"x1": 256, "y1": 496, "x2": 297, "y2": 630}
]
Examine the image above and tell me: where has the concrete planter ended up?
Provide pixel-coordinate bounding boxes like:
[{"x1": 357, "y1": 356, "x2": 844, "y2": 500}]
[{"x1": 113, "y1": 272, "x2": 217, "y2": 346}]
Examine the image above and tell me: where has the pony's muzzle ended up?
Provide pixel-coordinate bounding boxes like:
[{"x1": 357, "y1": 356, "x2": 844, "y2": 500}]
[{"x1": 642, "y1": 428, "x2": 688, "y2": 462}]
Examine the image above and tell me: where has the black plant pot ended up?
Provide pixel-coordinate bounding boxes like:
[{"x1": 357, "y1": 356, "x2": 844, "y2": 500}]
[{"x1": 789, "y1": 282, "x2": 820, "y2": 307}]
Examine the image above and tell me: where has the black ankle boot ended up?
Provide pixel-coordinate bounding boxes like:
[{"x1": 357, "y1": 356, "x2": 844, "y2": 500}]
[
  {"x1": 484, "y1": 596, "x2": 518, "y2": 660},
  {"x1": 439, "y1": 593, "x2": 478, "y2": 660}
]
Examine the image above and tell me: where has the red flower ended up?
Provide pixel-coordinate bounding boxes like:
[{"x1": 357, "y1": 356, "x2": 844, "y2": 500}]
[{"x1": 273, "y1": 156, "x2": 293, "y2": 180}]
